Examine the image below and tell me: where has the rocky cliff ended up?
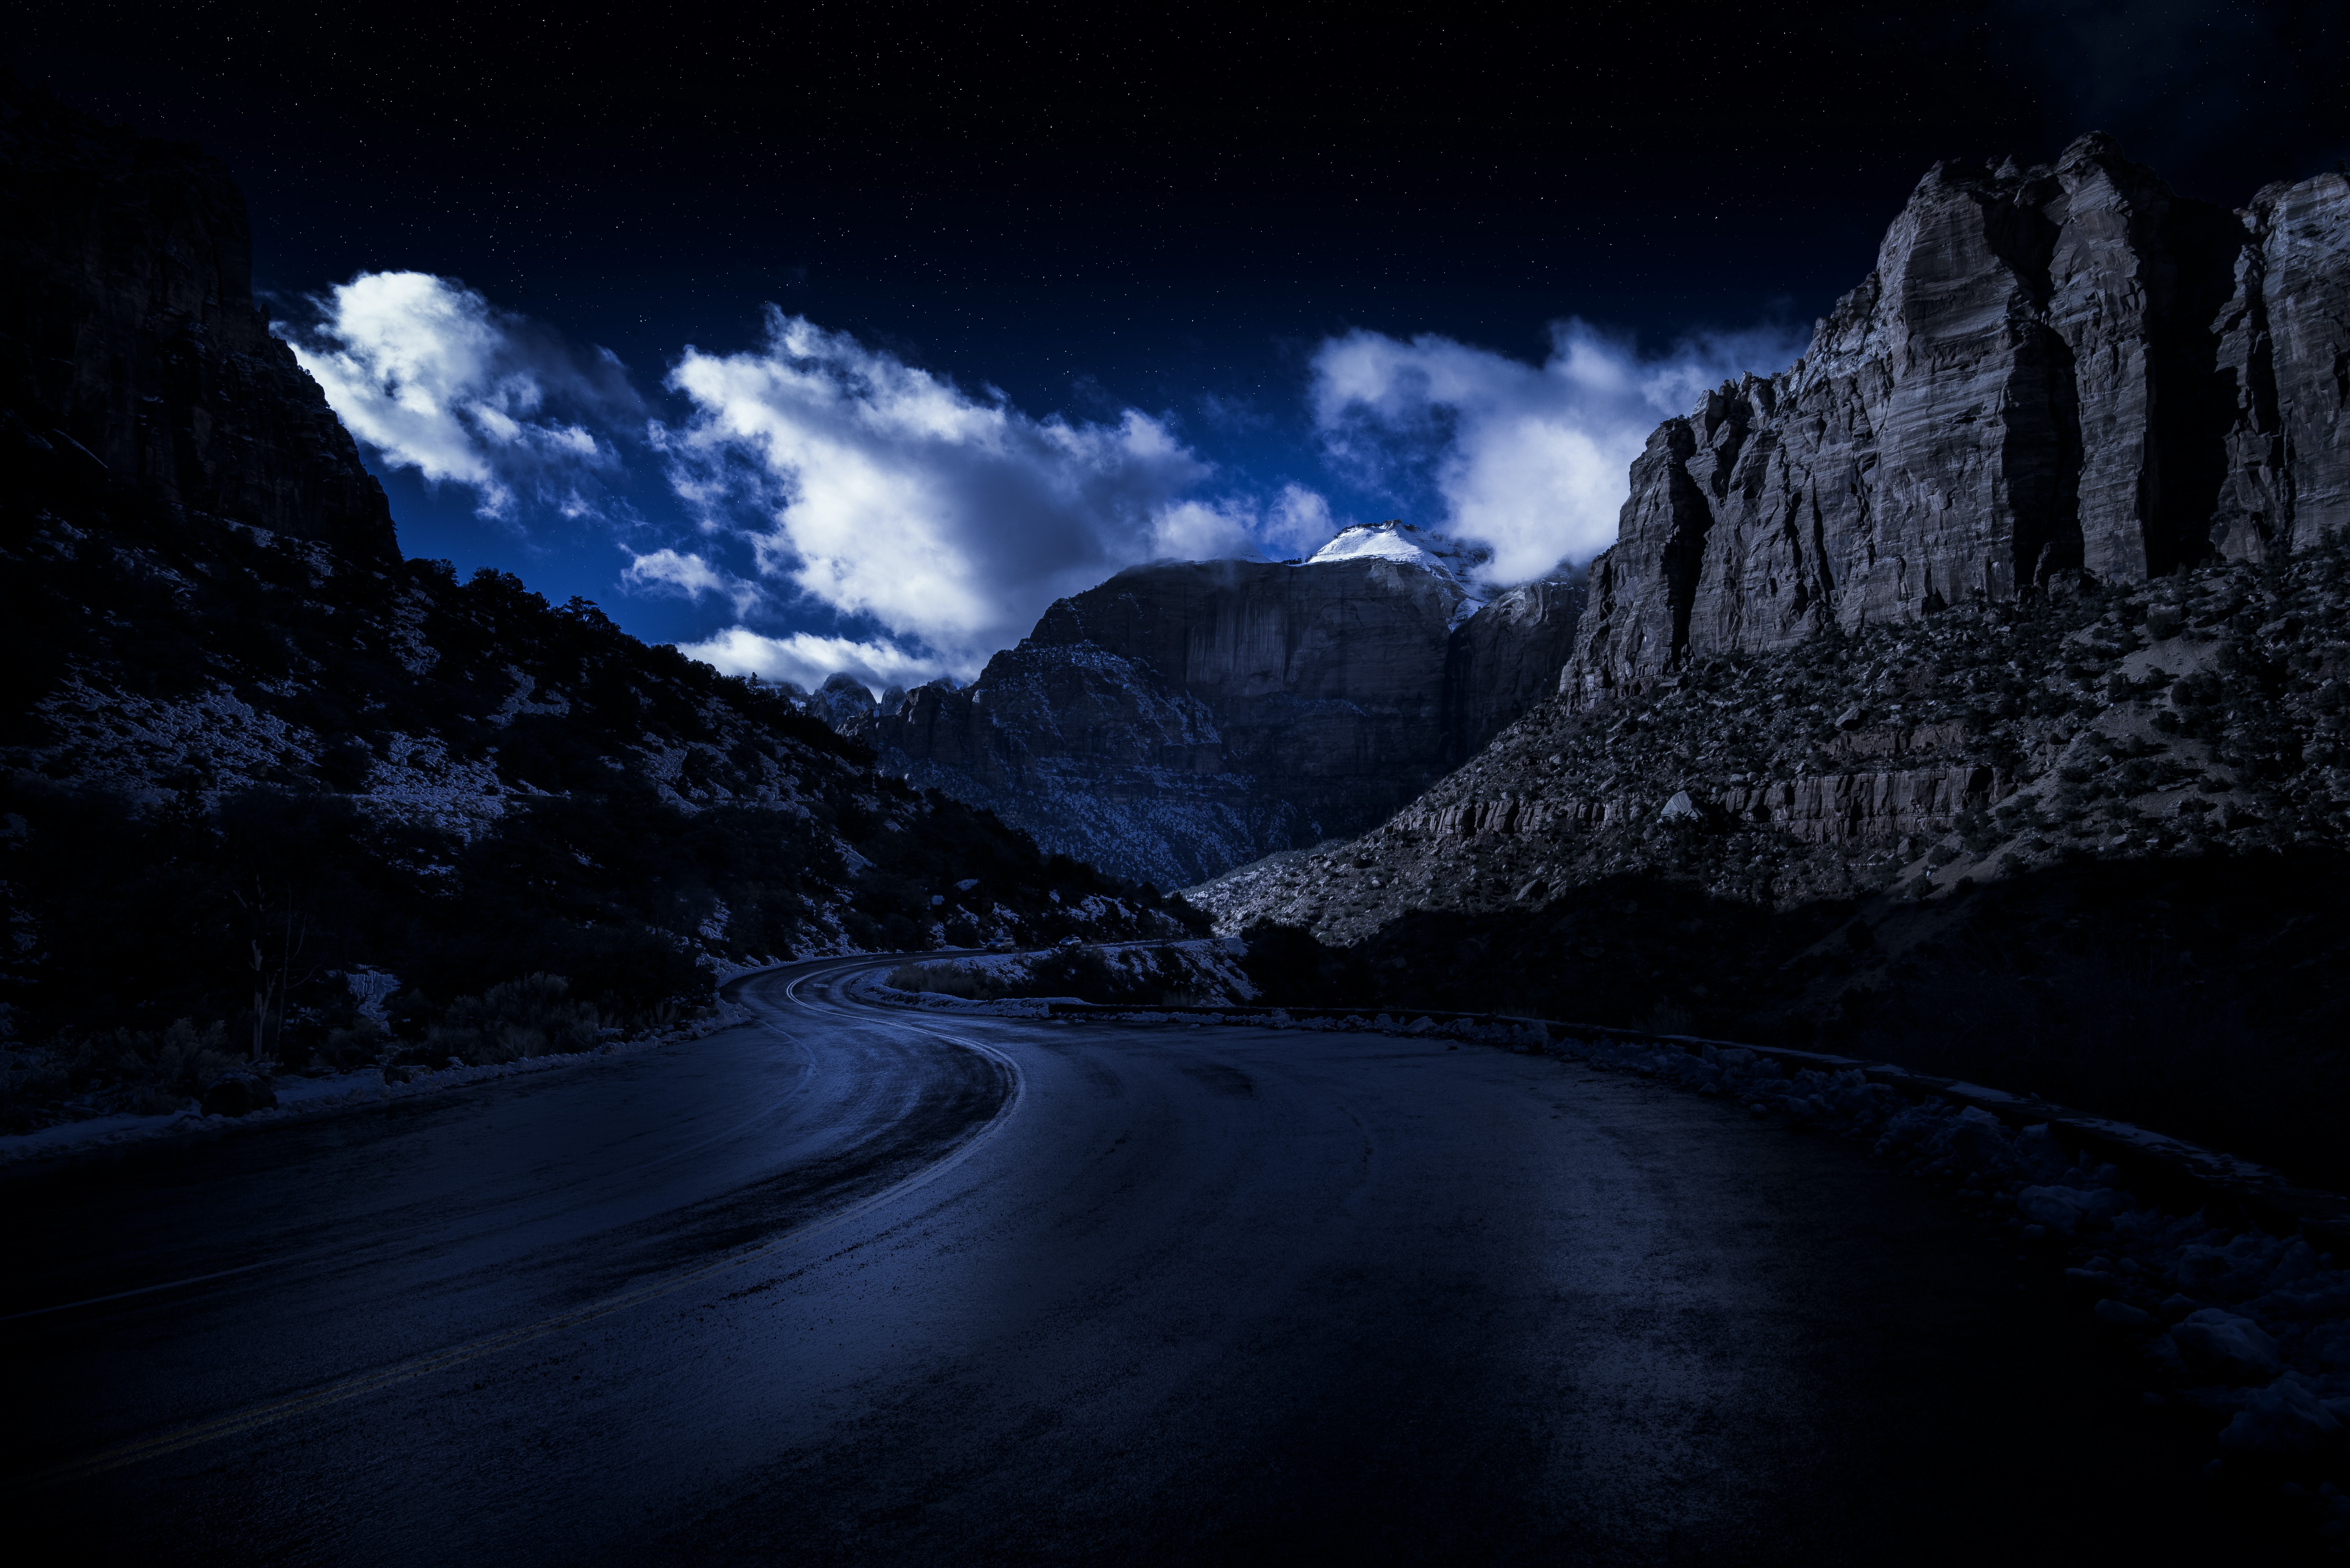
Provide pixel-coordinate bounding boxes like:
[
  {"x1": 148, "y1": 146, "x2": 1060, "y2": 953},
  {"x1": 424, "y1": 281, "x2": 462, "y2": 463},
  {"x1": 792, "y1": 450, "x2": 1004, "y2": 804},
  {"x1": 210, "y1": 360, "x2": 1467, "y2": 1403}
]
[
  {"x1": 1564, "y1": 134, "x2": 2349, "y2": 702},
  {"x1": 1182, "y1": 139, "x2": 2350, "y2": 1181},
  {"x1": 850, "y1": 523, "x2": 1584, "y2": 888},
  {"x1": 1184, "y1": 545, "x2": 2350, "y2": 1180},
  {"x1": 1191, "y1": 546, "x2": 2350, "y2": 941},
  {"x1": 0, "y1": 78, "x2": 398, "y2": 561}
]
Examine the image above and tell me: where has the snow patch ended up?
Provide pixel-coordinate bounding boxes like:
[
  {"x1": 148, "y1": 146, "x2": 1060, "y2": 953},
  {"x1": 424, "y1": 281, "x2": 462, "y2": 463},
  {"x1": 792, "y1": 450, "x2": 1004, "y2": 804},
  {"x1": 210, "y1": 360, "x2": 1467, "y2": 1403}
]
[{"x1": 1305, "y1": 521, "x2": 1489, "y2": 585}]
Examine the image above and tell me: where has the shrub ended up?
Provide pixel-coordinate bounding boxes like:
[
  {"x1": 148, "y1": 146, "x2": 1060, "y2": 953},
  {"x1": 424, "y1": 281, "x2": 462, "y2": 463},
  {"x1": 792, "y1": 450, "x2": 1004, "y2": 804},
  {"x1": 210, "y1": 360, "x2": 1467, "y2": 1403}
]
[
  {"x1": 886, "y1": 961, "x2": 1010, "y2": 1000},
  {"x1": 424, "y1": 974, "x2": 601, "y2": 1066}
]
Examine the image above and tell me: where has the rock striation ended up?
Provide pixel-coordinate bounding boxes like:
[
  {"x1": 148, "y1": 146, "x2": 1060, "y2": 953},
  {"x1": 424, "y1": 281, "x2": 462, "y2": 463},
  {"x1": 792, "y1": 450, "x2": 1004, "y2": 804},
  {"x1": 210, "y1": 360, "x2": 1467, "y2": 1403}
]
[
  {"x1": 1565, "y1": 134, "x2": 2350, "y2": 703},
  {"x1": 855, "y1": 523, "x2": 1584, "y2": 888},
  {"x1": 1189, "y1": 539, "x2": 2350, "y2": 947},
  {"x1": 0, "y1": 78, "x2": 398, "y2": 561}
]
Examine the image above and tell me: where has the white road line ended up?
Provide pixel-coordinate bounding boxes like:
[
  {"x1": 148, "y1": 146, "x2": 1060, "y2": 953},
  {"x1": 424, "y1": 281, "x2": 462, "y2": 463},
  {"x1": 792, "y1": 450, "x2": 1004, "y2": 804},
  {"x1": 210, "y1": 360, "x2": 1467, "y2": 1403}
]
[{"x1": 7, "y1": 991, "x2": 1027, "y2": 1495}]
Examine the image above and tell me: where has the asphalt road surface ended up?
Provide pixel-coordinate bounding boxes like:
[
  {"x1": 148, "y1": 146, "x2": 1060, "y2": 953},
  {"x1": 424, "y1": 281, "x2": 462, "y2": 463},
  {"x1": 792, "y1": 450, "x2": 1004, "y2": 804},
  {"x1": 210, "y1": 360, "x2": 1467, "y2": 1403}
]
[{"x1": 5, "y1": 957, "x2": 2270, "y2": 1563}]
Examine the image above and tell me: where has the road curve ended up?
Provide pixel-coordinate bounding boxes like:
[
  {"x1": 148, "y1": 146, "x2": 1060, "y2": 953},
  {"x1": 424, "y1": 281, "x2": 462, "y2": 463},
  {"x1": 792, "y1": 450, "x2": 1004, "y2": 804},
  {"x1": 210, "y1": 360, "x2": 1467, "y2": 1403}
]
[{"x1": 4, "y1": 957, "x2": 2265, "y2": 1563}]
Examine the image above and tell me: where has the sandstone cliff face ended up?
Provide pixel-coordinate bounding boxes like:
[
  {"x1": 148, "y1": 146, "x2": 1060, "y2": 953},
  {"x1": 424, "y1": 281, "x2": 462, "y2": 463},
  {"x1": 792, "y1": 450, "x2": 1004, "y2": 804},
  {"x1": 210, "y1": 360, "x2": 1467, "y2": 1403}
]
[
  {"x1": 1565, "y1": 135, "x2": 2349, "y2": 703},
  {"x1": 864, "y1": 525, "x2": 1584, "y2": 888},
  {"x1": 1440, "y1": 577, "x2": 1585, "y2": 762},
  {"x1": 1187, "y1": 542, "x2": 2350, "y2": 946},
  {"x1": 0, "y1": 78, "x2": 397, "y2": 560}
]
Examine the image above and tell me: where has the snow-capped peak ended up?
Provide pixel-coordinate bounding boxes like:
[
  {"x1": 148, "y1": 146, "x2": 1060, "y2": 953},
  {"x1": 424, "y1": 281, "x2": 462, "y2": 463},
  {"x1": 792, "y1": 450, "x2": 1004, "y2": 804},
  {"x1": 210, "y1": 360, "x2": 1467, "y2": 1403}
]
[{"x1": 1303, "y1": 521, "x2": 1490, "y2": 587}]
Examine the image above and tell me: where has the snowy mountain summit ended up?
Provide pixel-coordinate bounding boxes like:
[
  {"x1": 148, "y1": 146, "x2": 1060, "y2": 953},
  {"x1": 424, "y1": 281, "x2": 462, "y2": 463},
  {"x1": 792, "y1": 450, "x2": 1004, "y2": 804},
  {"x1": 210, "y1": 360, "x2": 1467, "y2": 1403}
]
[
  {"x1": 859, "y1": 516, "x2": 1582, "y2": 886},
  {"x1": 1306, "y1": 521, "x2": 1493, "y2": 632},
  {"x1": 1306, "y1": 521, "x2": 1491, "y2": 586}
]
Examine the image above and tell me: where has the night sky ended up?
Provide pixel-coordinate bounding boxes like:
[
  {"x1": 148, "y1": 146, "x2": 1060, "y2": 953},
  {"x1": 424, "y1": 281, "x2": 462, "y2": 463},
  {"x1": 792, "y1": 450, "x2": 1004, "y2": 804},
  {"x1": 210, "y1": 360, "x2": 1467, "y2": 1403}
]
[{"x1": 15, "y1": 3, "x2": 2348, "y2": 688}]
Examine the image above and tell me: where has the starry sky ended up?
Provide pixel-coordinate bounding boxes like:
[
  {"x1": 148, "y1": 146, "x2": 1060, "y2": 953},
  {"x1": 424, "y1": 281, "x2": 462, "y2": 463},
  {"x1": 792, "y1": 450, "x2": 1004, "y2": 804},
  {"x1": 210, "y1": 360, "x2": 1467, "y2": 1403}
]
[{"x1": 15, "y1": 2, "x2": 2348, "y2": 689}]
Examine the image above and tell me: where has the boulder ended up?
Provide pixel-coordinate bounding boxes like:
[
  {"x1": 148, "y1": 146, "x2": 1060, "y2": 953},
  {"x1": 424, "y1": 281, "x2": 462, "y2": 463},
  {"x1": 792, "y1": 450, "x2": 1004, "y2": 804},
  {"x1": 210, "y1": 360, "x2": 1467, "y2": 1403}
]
[
  {"x1": 2171, "y1": 1307, "x2": 2285, "y2": 1383},
  {"x1": 198, "y1": 1075, "x2": 277, "y2": 1118}
]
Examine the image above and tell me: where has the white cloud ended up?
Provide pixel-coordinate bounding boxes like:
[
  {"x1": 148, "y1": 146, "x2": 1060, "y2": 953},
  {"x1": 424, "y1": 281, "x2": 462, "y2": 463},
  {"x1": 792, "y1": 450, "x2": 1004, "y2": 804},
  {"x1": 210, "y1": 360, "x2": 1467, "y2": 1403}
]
[
  {"x1": 1147, "y1": 483, "x2": 1342, "y2": 563},
  {"x1": 663, "y1": 310, "x2": 1303, "y2": 678},
  {"x1": 1148, "y1": 498, "x2": 1263, "y2": 562},
  {"x1": 677, "y1": 628, "x2": 946, "y2": 697},
  {"x1": 621, "y1": 548, "x2": 765, "y2": 615},
  {"x1": 277, "y1": 271, "x2": 635, "y2": 520},
  {"x1": 1262, "y1": 484, "x2": 1340, "y2": 558},
  {"x1": 1311, "y1": 319, "x2": 1803, "y2": 582}
]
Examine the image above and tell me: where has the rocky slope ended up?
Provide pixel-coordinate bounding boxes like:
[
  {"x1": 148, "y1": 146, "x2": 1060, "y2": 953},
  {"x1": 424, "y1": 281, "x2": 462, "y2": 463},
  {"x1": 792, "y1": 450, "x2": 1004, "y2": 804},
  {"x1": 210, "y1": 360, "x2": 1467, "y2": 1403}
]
[
  {"x1": 1188, "y1": 547, "x2": 2350, "y2": 1181},
  {"x1": 833, "y1": 522, "x2": 1583, "y2": 888},
  {"x1": 0, "y1": 78, "x2": 396, "y2": 562},
  {"x1": 0, "y1": 80, "x2": 1188, "y2": 1128},
  {"x1": 1184, "y1": 138, "x2": 2350, "y2": 1185},
  {"x1": 1564, "y1": 134, "x2": 2349, "y2": 699},
  {"x1": 1192, "y1": 547, "x2": 2350, "y2": 937}
]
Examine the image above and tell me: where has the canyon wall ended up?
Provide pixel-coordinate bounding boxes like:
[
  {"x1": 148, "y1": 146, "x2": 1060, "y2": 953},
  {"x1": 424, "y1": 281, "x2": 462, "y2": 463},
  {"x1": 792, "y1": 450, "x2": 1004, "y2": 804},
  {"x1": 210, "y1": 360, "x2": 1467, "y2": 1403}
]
[
  {"x1": 866, "y1": 528, "x2": 1584, "y2": 887},
  {"x1": 0, "y1": 80, "x2": 398, "y2": 560},
  {"x1": 1563, "y1": 134, "x2": 2349, "y2": 704}
]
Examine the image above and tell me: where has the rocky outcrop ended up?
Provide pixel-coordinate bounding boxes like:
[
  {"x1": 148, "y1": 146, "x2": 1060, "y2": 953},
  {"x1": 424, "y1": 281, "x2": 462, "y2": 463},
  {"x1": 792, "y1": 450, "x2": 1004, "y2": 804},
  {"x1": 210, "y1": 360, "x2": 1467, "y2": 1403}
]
[
  {"x1": 1186, "y1": 538, "x2": 2350, "y2": 944},
  {"x1": 1440, "y1": 576, "x2": 1585, "y2": 762},
  {"x1": 2213, "y1": 172, "x2": 2350, "y2": 560},
  {"x1": 1393, "y1": 762, "x2": 2017, "y2": 849},
  {"x1": 1564, "y1": 135, "x2": 2349, "y2": 703},
  {"x1": 0, "y1": 75, "x2": 397, "y2": 560},
  {"x1": 860, "y1": 524, "x2": 1584, "y2": 888}
]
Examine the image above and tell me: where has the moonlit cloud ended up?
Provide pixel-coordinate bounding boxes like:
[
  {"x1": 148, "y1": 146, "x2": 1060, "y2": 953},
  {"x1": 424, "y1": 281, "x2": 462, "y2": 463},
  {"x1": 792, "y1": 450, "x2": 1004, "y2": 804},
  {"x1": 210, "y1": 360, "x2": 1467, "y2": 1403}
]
[
  {"x1": 1311, "y1": 319, "x2": 1804, "y2": 582},
  {"x1": 1148, "y1": 483, "x2": 1341, "y2": 562},
  {"x1": 279, "y1": 268, "x2": 1802, "y2": 696},
  {"x1": 621, "y1": 548, "x2": 766, "y2": 615},
  {"x1": 277, "y1": 271, "x2": 637, "y2": 520},
  {"x1": 677, "y1": 628, "x2": 947, "y2": 697},
  {"x1": 662, "y1": 309, "x2": 1310, "y2": 678}
]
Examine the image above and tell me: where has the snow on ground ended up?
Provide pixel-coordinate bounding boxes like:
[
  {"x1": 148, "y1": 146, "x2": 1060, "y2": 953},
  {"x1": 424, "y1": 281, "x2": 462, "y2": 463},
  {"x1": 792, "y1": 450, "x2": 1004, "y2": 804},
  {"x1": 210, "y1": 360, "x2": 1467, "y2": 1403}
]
[
  {"x1": 32, "y1": 678, "x2": 318, "y2": 809},
  {"x1": 0, "y1": 1019, "x2": 733, "y2": 1167},
  {"x1": 853, "y1": 939, "x2": 1252, "y2": 1014},
  {"x1": 360, "y1": 731, "x2": 509, "y2": 836}
]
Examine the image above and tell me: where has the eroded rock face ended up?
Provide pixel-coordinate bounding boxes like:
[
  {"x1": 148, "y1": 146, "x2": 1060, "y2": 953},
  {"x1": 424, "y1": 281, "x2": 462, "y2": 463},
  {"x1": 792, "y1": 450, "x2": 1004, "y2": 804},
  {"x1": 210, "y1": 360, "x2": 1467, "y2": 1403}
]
[
  {"x1": 1441, "y1": 577, "x2": 1585, "y2": 763},
  {"x1": 1565, "y1": 135, "x2": 2350, "y2": 703},
  {"x1": 870, "y1": 532, "x2": 1584, "y2": 887},
  {"x1": 1186, "y1": 540, "x2": 2350, "y2": 947},
  {"x1": 0, "y1": 78, "x2": 397, "y2": 560}
]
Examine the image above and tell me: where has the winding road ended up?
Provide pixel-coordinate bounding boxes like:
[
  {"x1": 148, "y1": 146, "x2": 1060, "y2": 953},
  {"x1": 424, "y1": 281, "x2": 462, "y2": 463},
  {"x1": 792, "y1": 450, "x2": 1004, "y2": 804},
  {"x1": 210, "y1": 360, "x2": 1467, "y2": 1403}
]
[{"x1": 5, "y1": 957, "x2": 2263, "y2": 1563}]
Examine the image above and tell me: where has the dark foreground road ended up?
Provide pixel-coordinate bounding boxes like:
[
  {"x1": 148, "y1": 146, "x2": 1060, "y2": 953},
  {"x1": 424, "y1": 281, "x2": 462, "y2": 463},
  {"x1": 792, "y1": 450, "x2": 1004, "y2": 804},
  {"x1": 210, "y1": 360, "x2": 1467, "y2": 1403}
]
[{"x1": 4, "y1": 959, "x2": 2270, "y2": 1563}]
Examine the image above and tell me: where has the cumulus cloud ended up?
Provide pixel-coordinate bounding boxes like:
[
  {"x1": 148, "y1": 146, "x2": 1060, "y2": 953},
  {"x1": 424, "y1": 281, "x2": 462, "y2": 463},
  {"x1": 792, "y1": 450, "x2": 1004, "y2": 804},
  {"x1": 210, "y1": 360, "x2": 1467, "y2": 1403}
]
[
  {"x1": 1148, "y1": 483, "x2": 1341, "y2": 563},
  {"x1": 1312, "y1": 319, "x2": 1804, "y2": 583},
  {"x1": 277, "y1": 271, "x2": 638, "y2": 520},
  {"x1": 663, "y1": 309, "x2": 1307, "y2": 677},
  {"x1": 621, "y1": 548, "x2": 766, "y2": 616},
  {"x1": 677, "y1": 628, "x2": 947, "y2": 697}
]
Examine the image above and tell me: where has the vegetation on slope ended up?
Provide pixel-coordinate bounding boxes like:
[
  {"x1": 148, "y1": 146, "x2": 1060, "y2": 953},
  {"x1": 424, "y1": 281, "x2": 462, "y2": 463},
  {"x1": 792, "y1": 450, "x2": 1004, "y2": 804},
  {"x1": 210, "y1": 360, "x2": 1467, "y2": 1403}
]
[{"x1": 0, "y1": 419, "x2": 1192, "y2": 1131}]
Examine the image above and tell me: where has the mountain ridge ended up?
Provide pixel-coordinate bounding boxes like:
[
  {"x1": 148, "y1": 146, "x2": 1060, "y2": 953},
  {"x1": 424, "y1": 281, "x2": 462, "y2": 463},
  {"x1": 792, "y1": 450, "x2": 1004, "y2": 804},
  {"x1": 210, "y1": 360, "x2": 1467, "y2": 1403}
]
[
  {"x1": 1180, "y1": 136, "x2": 2350, "y2": 1182},
  {"x1": 1563, "y1": 134, "x2": 2348, "y2": 702},
  {"x1": 819, "y1": 522, "x2": 1584, "y2": 887}
]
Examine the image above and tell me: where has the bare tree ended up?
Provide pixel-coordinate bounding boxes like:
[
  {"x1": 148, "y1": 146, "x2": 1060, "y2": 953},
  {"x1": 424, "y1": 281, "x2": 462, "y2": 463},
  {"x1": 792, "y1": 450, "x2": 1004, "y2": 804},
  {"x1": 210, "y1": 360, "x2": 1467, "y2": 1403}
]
[{"x1": 231, "y1": 878, "x2": 308, "y2": 1062}]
